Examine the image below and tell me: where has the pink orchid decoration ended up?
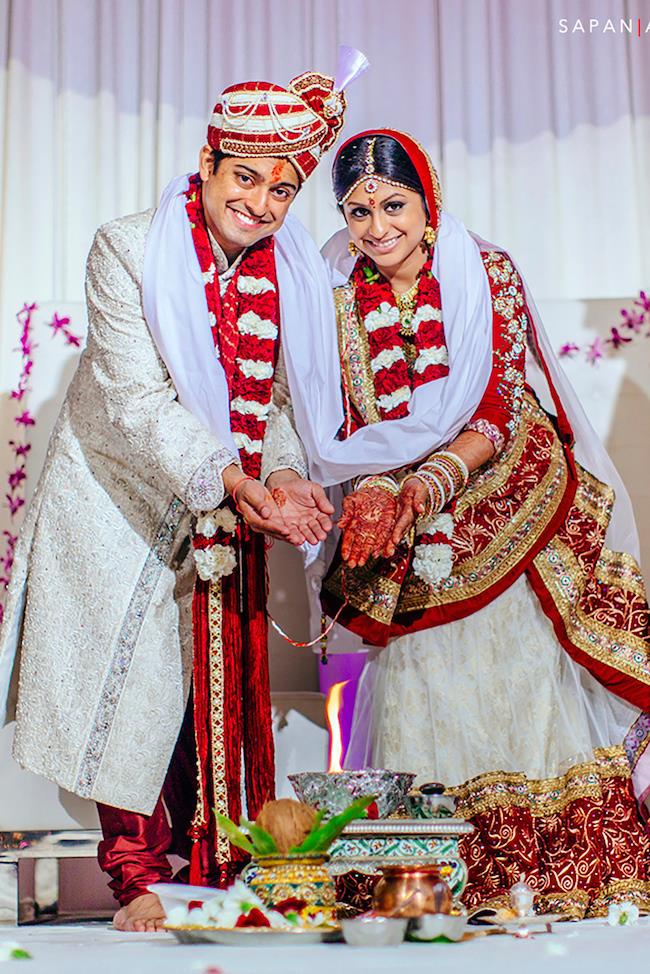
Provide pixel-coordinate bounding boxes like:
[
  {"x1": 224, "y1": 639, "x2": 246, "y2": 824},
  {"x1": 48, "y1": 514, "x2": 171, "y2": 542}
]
[
  {"x1": 586, "y1": 337, "x2": 604, "y2": 365},
  {"x1": 1, "y1": 302, "x2": 82, "y2": 619},
  {"x1": 559, "y1": 290, "x2": 650, "y2": 364}
]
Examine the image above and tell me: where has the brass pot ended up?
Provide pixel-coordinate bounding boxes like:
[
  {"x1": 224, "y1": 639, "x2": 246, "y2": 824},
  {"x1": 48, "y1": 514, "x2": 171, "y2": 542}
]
[
  {"x1": 372, "y1": 864, "x2": 453, "y2": 919},
  {"x1": 243, "y1": 854, "x2": 336, "y2": 922}
]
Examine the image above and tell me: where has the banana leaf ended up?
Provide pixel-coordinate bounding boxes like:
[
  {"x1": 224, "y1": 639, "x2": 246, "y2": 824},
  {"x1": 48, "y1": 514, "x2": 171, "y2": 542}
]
[
  {"x1": 215, "y1": 812, "x2": 255, "y2": 855},
  {"x1": 289, "y1": 796, "x2": 372, "y2": 854},
  {"x1": 240, "y1": 817, "x2": 278, "y2": 855}
]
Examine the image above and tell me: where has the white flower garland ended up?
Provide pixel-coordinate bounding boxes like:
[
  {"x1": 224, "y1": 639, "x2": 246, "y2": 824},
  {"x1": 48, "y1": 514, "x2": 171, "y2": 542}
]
[
  {"x1": 196, "y1": 507, "x2": 238, "y2": 539},
  {"x1": 237, "y1": 275, "x2": 276, "y2": 295},
  {"x1": 414, "y1": 345, "x2": 449, "y2": 374},
  {"x1": 237, "y1": 310, "x2": 278, "y2": 340},
  {"x1": 412, "y1": 511, "x2": 454, "y2": 586},
  {"x1": 194, "y1": 544, "x2": 237, "y2": 582},
  {"x1": 376, "y1": 386, "x2": 411, "y2": 412},
  {"x1": 411, "y1": 304, "x2": 442, "y2": 333},
  {"x1": 371, "y1": 346, "x2": 406, "y2": 374},
  {"x1": 230, "y1": 396, "x2": 270, "y2": 418},
  {"x1": 233, "y1": 431, "x2": 264, "y2": 454},
  {"x1": 237, "y1": 358, "x2": 275, "y2": 381},
  {"x1": 364, "y1": 301, "x2": 401, "y2": 333}
]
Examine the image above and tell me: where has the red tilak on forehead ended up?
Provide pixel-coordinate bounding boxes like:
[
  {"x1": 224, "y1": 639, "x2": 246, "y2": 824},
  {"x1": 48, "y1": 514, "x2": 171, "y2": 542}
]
[{"x1": 271, "y1": 161, "x2": 285, "y2": 182}]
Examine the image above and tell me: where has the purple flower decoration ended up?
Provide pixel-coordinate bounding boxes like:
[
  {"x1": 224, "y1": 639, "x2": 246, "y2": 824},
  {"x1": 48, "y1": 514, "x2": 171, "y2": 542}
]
[
  {"x1": 7, "y1": 468, "x2": 27, "y2": 490},
  {"x1": 634, "y1": 290, "x2": 650, "y2": 313},
  {"x1": 559, "y1": 342, "x2": 580, "y2": 358},
  {"x1": 14, "y1": 410, "x2": 35, "y2": 427},
  {"x1": 607, "y1": 327, "x2": 633, "y2": 349},
  {"x1": 586, "y1": 337, "x2": 604, "y2": 365}
]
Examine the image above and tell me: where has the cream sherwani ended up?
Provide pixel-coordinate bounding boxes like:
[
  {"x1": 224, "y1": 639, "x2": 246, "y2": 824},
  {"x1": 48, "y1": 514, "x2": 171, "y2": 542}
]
[{"x1": 0, "y1": 209, "x2": 306, "y2": 814}]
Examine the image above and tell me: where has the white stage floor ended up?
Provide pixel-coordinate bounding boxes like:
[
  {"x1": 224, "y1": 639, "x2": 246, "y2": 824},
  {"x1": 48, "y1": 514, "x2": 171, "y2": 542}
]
[{"x1": 2, "y1": 918, "x2": 650, "y2": 973}]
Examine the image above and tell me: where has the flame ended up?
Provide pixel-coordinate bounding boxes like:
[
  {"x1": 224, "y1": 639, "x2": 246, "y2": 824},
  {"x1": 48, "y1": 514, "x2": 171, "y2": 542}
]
[{"x1": 325, "y1": 681, "x2": 349, "y2": 773}]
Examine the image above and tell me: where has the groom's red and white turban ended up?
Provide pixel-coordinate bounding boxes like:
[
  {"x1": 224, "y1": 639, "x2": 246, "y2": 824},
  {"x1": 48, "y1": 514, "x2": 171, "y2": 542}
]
[{"x1": 207, "y1": 48, "x2": 369, "y2": 180}]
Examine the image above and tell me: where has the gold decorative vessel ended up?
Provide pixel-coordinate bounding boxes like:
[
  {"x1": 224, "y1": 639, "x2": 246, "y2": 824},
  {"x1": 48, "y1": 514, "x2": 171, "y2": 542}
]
[{"x1": 243, "y1": 854, "x2": 337, "y2": 922}]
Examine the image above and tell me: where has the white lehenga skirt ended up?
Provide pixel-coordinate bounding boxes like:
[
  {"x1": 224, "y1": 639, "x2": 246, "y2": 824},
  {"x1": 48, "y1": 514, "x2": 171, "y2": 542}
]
[{"x1": 345, "y1": 575, "x2": 639, "y2": 785}]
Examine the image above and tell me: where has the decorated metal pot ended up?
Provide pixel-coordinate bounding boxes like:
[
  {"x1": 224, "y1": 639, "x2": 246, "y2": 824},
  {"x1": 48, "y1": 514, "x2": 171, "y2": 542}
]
[{"x1": 242, "y1": 854, "x2": 337, "y2": 922}]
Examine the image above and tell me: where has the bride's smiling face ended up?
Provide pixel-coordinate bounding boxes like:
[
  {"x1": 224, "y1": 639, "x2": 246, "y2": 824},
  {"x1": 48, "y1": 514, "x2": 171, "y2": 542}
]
[{"x1": 342, "y1": 181, "x2": 428, "y2": 273}]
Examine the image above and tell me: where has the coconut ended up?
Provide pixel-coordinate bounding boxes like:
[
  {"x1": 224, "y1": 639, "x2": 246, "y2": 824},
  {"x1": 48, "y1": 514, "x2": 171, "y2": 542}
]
[{"x1": 255, "y1": 799, "x2": 318, "y2": 853}]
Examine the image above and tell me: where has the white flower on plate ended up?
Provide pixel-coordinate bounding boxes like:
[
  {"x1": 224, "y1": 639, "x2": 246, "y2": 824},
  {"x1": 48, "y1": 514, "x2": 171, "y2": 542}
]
[
  {"x1": 364, "y1": 302, "x2": 400, "y2": 333},
  {"x1": 193, "y1": 544, "x2": 237, "y2": 582},
  {"x1": 416, "y1": 511, "x2": 454, "y2": 539},
  {"x1": 376, "y1": 386, "x2": 411, "y2": 412},
  {"x1": 414, "y1": 345, "x2": 449, "y2": 373},
  {"x1": 237, "y1": 275, "x2": 276, "y2": 295},
  {"x1": 0, "y1": 941, "x2": 32, "y2": 960},
  {"x1": 412, "y1": 304, "x2": 442, "y2": 332},
  {"x1": 413, "y1": 542, "x2": 453, "y2": 585},
  {"x1": 237, "y1": 358, "x2": 275, "y2": 381},
  {"x1": 237, "y1": 310, "x2": 278, "y2": 340},
  {"x1": 370, "y1": 346, "x2": 405, "y2": 373},
  {"x1": 607, "y1": 902, "x2": 639, "y2": 926}
]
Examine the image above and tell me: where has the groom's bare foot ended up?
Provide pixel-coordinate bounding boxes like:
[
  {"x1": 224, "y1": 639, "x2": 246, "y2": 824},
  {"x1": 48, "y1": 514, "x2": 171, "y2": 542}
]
[{"x1": 113, "y1": 893, "x2": 166, "y2": 932}]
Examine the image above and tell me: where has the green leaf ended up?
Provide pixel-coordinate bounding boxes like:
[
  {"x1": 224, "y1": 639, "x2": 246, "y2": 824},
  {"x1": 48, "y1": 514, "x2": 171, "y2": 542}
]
[
  {"x1": 240, "y1": 817, "x2": 278, "y2": 856},
  {"x1": 10, "y1": 949, "x2": 32, "y2": 959},
  {"x1": 214, "y1": 811, "x2": 255, "y2": 855},
  {"x1": 290, "y1": 797, "x2": 372, "y2": 854}
]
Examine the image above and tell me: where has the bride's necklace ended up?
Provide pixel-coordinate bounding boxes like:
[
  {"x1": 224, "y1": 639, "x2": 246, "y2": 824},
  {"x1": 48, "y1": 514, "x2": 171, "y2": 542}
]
[{"x1": 394, "y1": 280, "x2": 420, "y2": 371}]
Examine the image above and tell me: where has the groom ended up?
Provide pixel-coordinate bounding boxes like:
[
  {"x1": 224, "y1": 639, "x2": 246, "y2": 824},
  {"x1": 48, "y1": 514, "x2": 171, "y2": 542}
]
[{"x1": 0, "y1": 61, "x2": 364, "y2": 931}]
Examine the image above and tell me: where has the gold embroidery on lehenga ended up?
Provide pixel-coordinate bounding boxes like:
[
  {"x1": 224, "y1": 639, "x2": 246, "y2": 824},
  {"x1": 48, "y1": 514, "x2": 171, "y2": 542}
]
[{"x1": 533, "y1": 536, "x2": 650, "y2": 684}]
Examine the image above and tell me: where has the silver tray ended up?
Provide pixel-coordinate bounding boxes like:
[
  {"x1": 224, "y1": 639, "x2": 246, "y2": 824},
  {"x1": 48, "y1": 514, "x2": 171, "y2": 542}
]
[
  {"x1": 166, "y1": 925, "x2": 340, "y2": 946},
  {"x1": 341, "y1": 818, "x2": 474, "y2": 837}
]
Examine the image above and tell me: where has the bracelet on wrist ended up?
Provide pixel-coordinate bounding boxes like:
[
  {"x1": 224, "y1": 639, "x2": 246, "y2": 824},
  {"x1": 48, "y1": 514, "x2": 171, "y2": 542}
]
[{"x1": 354, "y1": 473, "x2": 400, "y2": 497}]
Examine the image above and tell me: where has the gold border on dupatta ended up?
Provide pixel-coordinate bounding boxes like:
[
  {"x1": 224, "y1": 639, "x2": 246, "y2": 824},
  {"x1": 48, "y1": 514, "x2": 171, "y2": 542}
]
[
  {"x1": 334, "y1": 284, "x2": 381, "y2": 426},
  {"x1": 208, "y1": 578, "x2": 231, "y2": 863}
]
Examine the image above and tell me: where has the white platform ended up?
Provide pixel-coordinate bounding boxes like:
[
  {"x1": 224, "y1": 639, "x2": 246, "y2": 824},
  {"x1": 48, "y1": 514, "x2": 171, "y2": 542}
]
[{"x1": 1, "y1": 918, "x2": 650, "y2": 974}]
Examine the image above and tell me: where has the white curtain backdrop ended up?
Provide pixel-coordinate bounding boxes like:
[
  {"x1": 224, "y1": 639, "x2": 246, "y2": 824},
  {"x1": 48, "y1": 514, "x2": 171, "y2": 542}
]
[{"x1": 0, "y1": 0, "x2": 649, "y2": 832}]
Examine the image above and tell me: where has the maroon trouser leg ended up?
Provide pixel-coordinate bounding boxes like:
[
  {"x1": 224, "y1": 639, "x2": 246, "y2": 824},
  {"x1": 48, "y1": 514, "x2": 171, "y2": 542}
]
[{"x1": 97, "y1": 699, "x2": 198, "y2": 906}]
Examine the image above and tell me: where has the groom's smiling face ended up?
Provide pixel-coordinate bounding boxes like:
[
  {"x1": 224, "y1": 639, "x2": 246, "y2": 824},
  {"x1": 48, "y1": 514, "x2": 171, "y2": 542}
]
[{"x1": 198, "y1": 146, "x2": 300, "y2": 262}]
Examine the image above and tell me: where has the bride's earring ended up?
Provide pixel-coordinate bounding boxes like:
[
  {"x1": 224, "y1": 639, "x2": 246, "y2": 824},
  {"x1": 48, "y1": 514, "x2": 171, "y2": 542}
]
[
  {"x1": 423, "y1": 225, "x2": 437, "y2": 248},
  {"x1": 348, "y1": 240, "x2": 358, "y2": 256}
]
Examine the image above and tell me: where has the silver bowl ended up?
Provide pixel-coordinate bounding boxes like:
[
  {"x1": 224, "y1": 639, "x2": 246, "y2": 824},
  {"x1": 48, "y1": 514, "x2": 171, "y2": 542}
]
[
  {"x1": 402, "y1": 793, "x2": 458, "y2": 819},
  {"x1": 288, "y1": 769, "x2": 416, "y2": 817},
  {"x1": 341, "y1": 916, "x2": 407, "y2": 946},
  {"x1": 408, "y1": 913, "x2": 468, "y2": 942}
]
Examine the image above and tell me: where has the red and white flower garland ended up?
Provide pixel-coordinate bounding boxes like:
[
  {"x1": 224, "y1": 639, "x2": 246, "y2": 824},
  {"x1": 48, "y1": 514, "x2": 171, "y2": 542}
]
[
  {"x1": 352, "y1": 251, "x2": 449, "y2": 421},
  {"x1": 184, "y1": 175, "x2": 281, "y2": 580}
]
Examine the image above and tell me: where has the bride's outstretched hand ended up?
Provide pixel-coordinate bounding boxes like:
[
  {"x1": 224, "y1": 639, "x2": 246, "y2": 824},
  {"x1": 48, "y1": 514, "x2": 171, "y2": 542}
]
[
  {"x1": 339, "y1": 486, "x2": 398, "y2": 568},
  {"x1": 384, "y1": 477, "x2": 430, "y2": 557}
]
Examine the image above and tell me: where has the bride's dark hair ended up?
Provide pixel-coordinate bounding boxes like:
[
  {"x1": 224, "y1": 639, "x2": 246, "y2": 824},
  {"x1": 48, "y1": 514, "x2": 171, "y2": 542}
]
[{"x1": 332, "y1": 134, "x2": 426, "y2": 211}]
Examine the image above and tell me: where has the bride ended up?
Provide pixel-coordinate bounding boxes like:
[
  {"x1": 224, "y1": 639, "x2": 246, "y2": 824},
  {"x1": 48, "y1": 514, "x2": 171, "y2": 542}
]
[{"x1": 306, "y1": 128, "x2": 650, "y2": 917}]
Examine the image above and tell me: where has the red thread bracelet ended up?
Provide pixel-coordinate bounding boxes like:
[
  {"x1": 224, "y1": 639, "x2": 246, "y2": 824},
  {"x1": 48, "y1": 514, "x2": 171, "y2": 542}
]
[{"x1": 231, "y1": 474, "x2": 255, "y2": 513}]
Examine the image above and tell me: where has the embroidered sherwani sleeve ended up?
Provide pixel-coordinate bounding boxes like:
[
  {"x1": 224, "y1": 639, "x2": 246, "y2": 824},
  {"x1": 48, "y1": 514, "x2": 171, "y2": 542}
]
[
  {"x1": 260, "y1": 344, "x2": 308, "y2": 484},
  {"x1": 85, "y1": 222, "x2": 237, "y2": 514}
]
